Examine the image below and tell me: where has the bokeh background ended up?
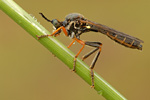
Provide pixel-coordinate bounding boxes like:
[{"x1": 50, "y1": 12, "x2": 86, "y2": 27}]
[{"x1": 0, "y1": 0, "x2": 149, "y2": 100}]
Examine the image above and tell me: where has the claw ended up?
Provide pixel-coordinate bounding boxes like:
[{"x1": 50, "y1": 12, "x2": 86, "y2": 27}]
[
  {"x1": 36, "y1": 34, "x2": 49, "y2": 40},
  {"x1": 90, "y1": 85, "x2": 95, "y2": 88},
  {"x1": 71, "y1": 69, "x2": 76, "y2": 72},
  {"x1": 36, "y1": 35, "x2": 40, "y2": 40}
]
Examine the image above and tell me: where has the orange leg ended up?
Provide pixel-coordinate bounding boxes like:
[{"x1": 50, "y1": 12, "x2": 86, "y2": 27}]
[
  {"x1": 61, "y1": 26, "x2": 68, "y2": 36},
  {"x1": 69, "y1": 39, "x2": 102, "y2": 87},
  {"x1": 67, "y1": 39, "x2": 76, "y2": 48},
  {"x1": 72, "y1": 38, "x2": 85, "y2": 71},
  {"x1": 36, "y1": 26, "x2": 68, "y2": 39}
]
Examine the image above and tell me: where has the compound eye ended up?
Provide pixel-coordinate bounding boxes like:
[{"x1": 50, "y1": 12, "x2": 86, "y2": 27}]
[{"x1": 51, "y1": 19, "x2": 61, "y2": 28}]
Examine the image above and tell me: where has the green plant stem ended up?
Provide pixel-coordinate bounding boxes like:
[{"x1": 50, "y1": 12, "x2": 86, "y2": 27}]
[{"x1": 0, "y1": 0, "x2": 127, "y2": 100}]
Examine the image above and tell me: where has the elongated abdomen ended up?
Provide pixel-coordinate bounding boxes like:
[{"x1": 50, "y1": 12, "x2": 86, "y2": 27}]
[
  {"x1": 84, "y1": 20, "x2": 144, "y2": 50},
  {"x1": 105, "y1": 31, "x2": 143, "y2": 50}
]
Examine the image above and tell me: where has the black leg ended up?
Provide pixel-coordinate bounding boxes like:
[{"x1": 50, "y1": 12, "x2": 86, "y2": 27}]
[
  {"x1": 84, "y1": 41, "x2": 102, "y2": 87},
  {"x1": 82, "y1": 48, "x2": 99, "y2": 61}
]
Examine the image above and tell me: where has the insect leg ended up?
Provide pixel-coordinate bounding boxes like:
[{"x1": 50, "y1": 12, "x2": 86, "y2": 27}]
[
  {"x1": 71, "y1": 38, "x2": 102, "y2": 87},
  {"x1": 36, "y1": 26, "x2": 68, "y2": 39},
  {"x1": 84, "y1": 41, "x2": 102, "y2": 87},
  {"x1": 67, "y1": 39, "x2": 76, "y2": 48},
  {"x1": 82, "y1": 48, "x2": 99, "y2": 61},
  {"x1": 72, "y1": 38, "x2": 85, "y2": 71}
]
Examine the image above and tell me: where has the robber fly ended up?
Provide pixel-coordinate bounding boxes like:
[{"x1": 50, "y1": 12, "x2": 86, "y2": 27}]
[{"x1": 37, "y1": 13, "x2": 144, "y2": 87}]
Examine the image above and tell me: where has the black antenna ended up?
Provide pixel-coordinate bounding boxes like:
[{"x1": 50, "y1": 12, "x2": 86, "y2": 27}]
[{"x1": 39, "y1": 12, "x2": 52, "y2": 22}]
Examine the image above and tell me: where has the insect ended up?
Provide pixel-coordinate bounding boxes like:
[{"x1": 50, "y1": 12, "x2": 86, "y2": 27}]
[{"x1": 37, "y1": 13, "x2": 144, "y2": 87}]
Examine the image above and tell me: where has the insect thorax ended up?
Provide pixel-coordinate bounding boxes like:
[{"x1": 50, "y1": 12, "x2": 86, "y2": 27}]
[
  {"x1": 63, "y1": 13, "x2": 88, "y2": 39},
  {"x1": 65, "y1": 20, "x2": 89, "y2": 39}
]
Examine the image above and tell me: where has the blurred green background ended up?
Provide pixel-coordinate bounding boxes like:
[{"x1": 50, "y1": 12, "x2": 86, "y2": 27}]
[{"x1": 0, "y1": 0, "x2": 149, "y2": 100}]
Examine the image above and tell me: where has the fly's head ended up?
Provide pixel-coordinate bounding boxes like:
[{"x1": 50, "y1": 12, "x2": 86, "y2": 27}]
[
  {"x1": 50, "y1": 19, "x2": 62, "y2": 29},
  {"x1": 50, "y1": 19, "x2": 63, "y2": 36}
]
